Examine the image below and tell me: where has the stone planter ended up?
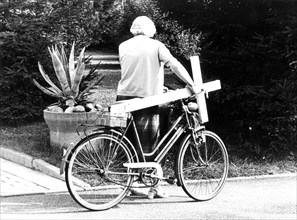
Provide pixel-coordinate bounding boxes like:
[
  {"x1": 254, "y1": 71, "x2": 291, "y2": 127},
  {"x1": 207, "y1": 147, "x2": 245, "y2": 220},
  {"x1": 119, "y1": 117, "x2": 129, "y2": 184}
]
[{"x1": 44, "y1": 110, "x2": 99, "y2": 150}]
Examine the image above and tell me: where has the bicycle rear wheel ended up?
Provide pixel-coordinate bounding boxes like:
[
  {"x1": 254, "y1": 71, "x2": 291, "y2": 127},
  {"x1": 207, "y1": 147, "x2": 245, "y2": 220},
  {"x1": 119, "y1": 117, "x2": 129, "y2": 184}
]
[
  {"x1": 177, "y1": 130, "x2": 229, "y2": 201},
  {"x1": 65, "y1": 132, "x2": 134, "y2": 211}
]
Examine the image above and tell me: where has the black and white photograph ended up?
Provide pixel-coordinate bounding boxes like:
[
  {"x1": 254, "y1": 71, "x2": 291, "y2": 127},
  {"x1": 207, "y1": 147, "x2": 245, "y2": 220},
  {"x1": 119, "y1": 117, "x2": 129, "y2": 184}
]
[{"x1": 0, "y1": 0, "x2": 296, "y2": 219}]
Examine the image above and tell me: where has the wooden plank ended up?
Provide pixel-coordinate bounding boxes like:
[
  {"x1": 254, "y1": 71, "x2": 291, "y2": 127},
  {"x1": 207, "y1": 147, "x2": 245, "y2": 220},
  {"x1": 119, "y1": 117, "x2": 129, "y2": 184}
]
[
  {"x1": 110, "y1": 87, "x2": 192, "y2": 116},
  {"x1": 190, "y1": 56, "x2": 208, "y2": 123},
  {"x1": 196, "y1": 93, "x2": 208, "y2": 123},
  {"x1": 190, "y1": 56, "x2": 202, "y2": 85},
  {"x1": 109, "y1": 80, "x2": 221, "y2": 117},
  {"x1": 203, "y1": 80, "x2": 221, "y2": 93}
]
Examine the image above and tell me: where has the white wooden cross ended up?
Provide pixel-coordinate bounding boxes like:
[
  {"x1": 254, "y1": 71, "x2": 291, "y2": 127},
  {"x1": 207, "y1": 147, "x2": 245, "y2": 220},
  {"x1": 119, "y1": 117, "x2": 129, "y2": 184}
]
[{"x1": 110, "y1": 56, "x2": 221, "y2": 124}]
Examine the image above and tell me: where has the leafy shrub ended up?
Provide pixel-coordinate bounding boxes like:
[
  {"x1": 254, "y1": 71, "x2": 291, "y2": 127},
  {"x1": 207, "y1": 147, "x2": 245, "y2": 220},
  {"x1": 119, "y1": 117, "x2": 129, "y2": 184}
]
[
  {"x1": 158, "y1": 0, "x2": 297, "y2": 158},
  {"x1": 0, "y1": 2, "x2": 55, "y2": 123},
  {"x1": 0, "y1": 0, "x2": 99, "y2": 123},
  {"x1": 202, "y1": 3, "x2": 297, "y2": 158},
  {"x1": 91, "y1": 0, "x2": 127, "y2": 48},
  {"x1": 47, "y1": 0, "x2": 99, "y2": 49},
  {"x1": 233, "y1": 15, "x2": 297, "y2": 157}
]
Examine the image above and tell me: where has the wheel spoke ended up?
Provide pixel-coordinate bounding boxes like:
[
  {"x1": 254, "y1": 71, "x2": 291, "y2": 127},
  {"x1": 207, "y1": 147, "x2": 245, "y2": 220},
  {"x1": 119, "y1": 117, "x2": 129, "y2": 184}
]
[
  {"x1": 178, "y1": 130, "x2": 228, "y2": 201},
  {"x1": 65, "y1": 132, "x2": 134, "y2": 211}
]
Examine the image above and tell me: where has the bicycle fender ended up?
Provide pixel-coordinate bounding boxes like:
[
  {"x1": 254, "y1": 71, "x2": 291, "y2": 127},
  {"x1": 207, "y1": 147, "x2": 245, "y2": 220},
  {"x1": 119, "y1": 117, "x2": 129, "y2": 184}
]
[{"x1": 60, "y1": 145, "x2": 73, "y2": 175}]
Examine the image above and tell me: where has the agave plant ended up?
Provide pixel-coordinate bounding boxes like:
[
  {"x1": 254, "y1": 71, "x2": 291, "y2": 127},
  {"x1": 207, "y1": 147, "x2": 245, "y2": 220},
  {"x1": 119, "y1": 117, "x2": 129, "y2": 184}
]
[{"x1": 33, "y1": 42, "x2": 104, "y2": 113}]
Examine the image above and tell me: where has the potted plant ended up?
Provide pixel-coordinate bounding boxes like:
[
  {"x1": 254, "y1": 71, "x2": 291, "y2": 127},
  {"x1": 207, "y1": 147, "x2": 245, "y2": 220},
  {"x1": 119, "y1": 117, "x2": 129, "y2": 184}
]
[{"x1": 33, "y1": 42, "x2": 104, "y2": 150}]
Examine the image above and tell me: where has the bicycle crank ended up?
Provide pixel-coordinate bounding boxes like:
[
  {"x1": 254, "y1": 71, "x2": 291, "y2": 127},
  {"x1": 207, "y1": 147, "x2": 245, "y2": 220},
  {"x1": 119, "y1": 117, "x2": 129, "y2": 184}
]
[{"x1": 123, "y1": 162, "x2": 163, "y2": 179}]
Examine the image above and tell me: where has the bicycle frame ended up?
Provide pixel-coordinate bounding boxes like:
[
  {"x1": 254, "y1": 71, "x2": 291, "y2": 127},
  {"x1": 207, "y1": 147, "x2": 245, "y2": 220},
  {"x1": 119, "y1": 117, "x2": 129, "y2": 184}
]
[
  {"x1": 121, "y1": 99, "x2": 205, "y2": 165},
  {"x1": 96, "y1": 99, "x2": 207, "y2": 186},
  {"x1": 60, "y1": 97, "x2": 204, "y2": 175}
]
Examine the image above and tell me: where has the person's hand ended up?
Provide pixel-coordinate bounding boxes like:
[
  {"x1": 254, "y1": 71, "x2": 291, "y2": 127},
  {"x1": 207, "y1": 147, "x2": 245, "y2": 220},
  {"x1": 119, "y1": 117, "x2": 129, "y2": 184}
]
[{"x1": 163, "y1": 86, "x2": 169, "y2": 93}]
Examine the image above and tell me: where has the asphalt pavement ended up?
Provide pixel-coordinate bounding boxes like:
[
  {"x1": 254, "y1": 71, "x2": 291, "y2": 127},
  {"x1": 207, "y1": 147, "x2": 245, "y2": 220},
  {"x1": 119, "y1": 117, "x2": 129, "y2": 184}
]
[
  {"x1": 0, "y1": 147, "x2": 296, "y2": 220},
  {"x1": 0, "y1": 146, "x2": 296, "y2": 198}
]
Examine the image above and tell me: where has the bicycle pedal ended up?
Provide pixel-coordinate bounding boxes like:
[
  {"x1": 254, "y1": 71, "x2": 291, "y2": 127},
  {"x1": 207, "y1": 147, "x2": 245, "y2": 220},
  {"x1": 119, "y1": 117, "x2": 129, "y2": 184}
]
[{"x1": 165, "y1": 177, "x2": 177, "y2": 185}]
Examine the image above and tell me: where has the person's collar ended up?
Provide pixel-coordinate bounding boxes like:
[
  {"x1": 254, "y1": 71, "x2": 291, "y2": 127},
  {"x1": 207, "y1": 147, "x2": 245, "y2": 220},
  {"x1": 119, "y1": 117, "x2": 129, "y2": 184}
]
[{"x1": 134, "y1": 34, "x2": 149, "y2": 38}]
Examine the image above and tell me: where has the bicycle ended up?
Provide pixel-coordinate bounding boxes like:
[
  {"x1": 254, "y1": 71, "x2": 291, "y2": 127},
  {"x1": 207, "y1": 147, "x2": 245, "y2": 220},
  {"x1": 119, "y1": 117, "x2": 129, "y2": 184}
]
[{"x1": 60, "y1": 91, "x2": 229, "y2": 211}]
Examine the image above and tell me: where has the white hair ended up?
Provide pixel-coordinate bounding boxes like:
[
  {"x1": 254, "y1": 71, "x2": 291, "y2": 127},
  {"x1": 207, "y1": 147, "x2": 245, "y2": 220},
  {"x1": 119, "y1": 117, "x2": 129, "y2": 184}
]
[{"x1": 130, "y1": 16, "x2": 156, "y2": 38}]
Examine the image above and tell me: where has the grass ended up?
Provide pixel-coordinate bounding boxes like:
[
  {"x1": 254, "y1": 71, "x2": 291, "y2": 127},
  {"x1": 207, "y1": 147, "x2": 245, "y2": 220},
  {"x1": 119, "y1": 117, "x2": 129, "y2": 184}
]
[
  {"x1": 0, "y1": 121, "x2": 62, "y2": 166},
  {"x1": 1, "y1": 70, "x2": 296, "y2": 178},
  {"x1": 1, "y1": 120, "x2": 295, "y2": 178}
]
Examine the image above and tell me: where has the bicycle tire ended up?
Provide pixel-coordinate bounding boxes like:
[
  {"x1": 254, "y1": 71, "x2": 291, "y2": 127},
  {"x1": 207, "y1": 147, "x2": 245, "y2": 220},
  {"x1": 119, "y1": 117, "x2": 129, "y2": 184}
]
[
  {"x1": 65, "y1": 132, "x2": 135, "y2": 211},
  {"x1": 177, "y1": 130, "x2": 229, "y2": 201}
]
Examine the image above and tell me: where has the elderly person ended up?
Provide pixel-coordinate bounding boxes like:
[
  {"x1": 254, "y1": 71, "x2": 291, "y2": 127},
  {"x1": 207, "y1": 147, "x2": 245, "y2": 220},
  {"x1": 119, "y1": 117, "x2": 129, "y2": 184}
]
[{"x1": 116, "y1": 16, "x2": 195, "y2": 199}]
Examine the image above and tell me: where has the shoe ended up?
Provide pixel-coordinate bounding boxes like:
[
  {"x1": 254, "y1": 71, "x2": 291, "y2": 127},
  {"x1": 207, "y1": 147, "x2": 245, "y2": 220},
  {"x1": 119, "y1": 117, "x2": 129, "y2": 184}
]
[
  {"x1": 129, "y1": 187, "x2": 148, "y2": 197},
  {"x1": 148, "y1": 186, "x2": 169, "y2": 199}
]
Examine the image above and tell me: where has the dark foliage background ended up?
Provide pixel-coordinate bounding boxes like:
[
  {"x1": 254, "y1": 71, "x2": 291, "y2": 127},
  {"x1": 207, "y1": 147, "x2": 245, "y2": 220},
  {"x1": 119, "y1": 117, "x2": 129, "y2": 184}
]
[
  {"x1": 158, "y1": 0, "x2": 297, "y2": 158},
  {"x1": 0, "y1": 0, "x2": 296, "y2": 158}
]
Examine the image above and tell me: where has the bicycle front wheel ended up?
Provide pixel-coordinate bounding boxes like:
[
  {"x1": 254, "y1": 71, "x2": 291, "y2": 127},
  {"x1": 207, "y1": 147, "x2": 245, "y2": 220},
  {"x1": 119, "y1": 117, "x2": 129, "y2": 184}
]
[
  {"x1": 65, "y1": 132, "x2": 134, "y2": 211},
  {"x1": 177, "y1": 130, "x2": 229, "y2": 201}
]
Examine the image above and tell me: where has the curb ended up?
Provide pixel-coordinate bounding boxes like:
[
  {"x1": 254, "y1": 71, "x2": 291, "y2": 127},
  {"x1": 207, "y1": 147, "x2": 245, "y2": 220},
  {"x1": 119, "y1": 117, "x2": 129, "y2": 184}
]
[
  {"x1": 0, "y1": 147, "x2": 65, "y2": 182},
  {"x1": 226, "y1": 173, "x2": 296, "y2": 182},
  {"x1": 1, "y1": 147, "x2": 296, "y2": 184}
]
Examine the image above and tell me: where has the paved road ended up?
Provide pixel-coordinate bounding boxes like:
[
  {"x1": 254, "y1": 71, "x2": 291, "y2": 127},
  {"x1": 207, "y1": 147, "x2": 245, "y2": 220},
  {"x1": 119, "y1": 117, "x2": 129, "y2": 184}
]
[{"x1": 1, "y1": 168, "x2": 296, "y2": 220}]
